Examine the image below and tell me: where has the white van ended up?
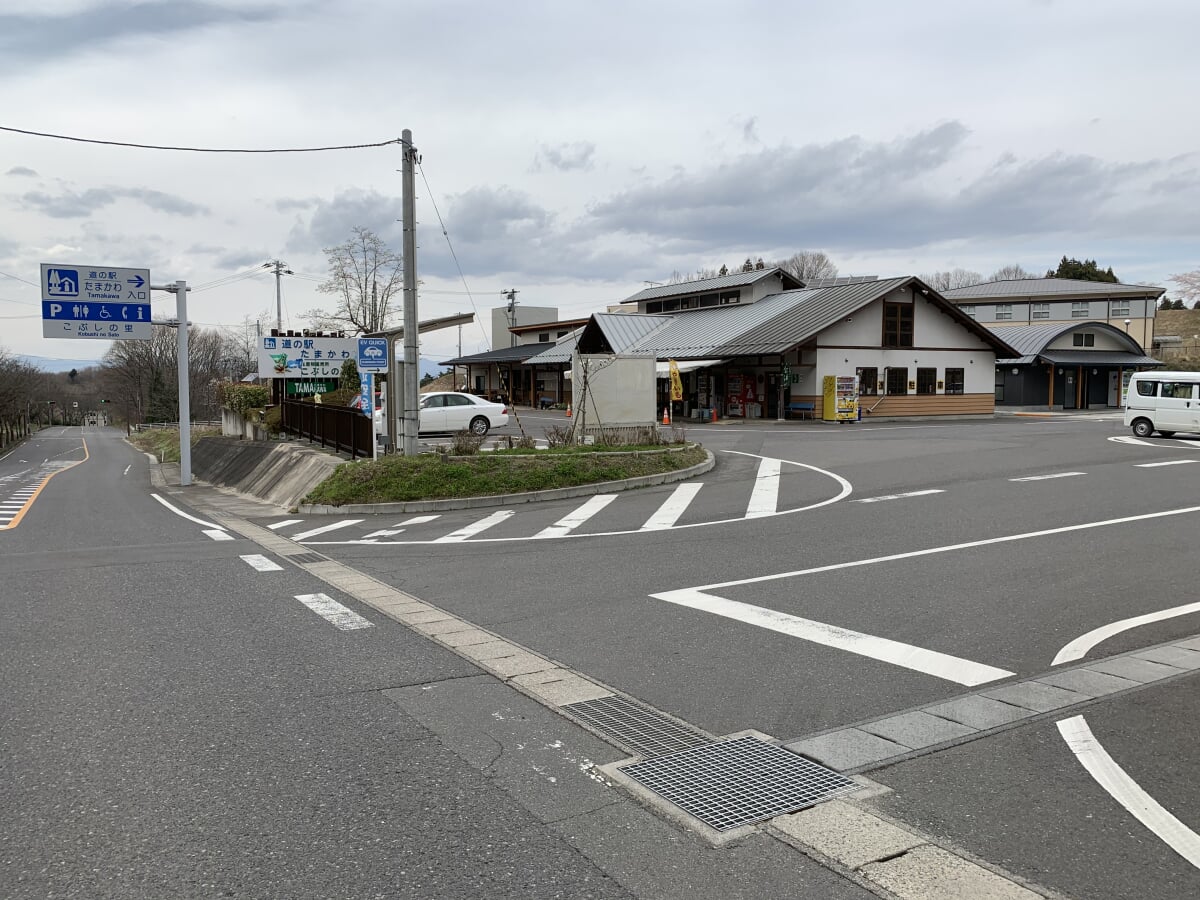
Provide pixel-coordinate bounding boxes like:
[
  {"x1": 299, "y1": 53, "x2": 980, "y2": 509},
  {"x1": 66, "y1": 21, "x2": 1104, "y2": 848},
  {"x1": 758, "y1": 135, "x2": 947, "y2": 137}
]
[{"x1": 1124, "y1": 371, "x2": 1200, "y2": 437}]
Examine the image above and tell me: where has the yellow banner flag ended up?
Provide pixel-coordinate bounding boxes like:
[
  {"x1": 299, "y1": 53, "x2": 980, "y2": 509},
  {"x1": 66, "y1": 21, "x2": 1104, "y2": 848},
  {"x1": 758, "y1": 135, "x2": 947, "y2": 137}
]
[{"x1": 668, "y1": 359, "x2": 684, "y2": 401}]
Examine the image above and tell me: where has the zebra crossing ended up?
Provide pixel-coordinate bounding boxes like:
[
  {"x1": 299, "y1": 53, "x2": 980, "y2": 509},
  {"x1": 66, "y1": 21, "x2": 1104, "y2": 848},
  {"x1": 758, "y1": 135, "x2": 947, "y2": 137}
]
[{"x1": 0, "y1": 460, "x2": 80, "y2": 529}]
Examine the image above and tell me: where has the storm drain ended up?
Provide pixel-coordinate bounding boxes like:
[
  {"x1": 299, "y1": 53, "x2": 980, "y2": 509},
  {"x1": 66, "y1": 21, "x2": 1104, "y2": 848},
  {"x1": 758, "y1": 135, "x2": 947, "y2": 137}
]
[
  {"x1": 285, "y1": 552, "x2": 325, "y2": 564},
  {"x1": 562, "y1": 695, "x2": 711, "y2": 758},
  {"x1": 621, "y1": 735, "x2": 857, "y2": 831}
]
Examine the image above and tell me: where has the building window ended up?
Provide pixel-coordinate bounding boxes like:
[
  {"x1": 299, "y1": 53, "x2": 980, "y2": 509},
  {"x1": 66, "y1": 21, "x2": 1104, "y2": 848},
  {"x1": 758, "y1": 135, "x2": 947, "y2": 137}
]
[
  {"x1": 538, "y1": 332, "x2": 550, "y2": 343},
  {"x1": 719, "y1": 291, "x2": 741, "y2": 305},
  {"x1": 917, "y1": 368, "x2": 937, "y2": 394},
  {"x1": 857, "y1": 367, "x2": 878, "y2": 396},
  {"x1": 945, "y1": 368, "x2": 965, "y2": 394},
  {"x1": 647, "y1": 300, "x2": 663, "y2": 313},
  {"x1": 1110, "y1": 300, "x2": 1130, "y2": 317},
  {"x1": 1072, "y1": 332, "x2": 1096, "y2": 347},
  {"x1": 960, "y1": 305, "x2": 976, "y2": 319},
  {"x1": 994, "y1": 303, "x2": 1013, "y2": 320},
  {"x1": 557, "y1": 330, "x2": 568, "y2": 338},
  {"x1": 1071, "y1": 301, "x2": 1089, "y2": 318},
  {"x1": 883, "y1": 303, "x2": 914, "y2": 347},
  {"x1": 1032, "y1": 303, "x2": 1049, "y2": 319},
  {"x1": 886, "y1": 367, "x2": 908, "y2": 395}
]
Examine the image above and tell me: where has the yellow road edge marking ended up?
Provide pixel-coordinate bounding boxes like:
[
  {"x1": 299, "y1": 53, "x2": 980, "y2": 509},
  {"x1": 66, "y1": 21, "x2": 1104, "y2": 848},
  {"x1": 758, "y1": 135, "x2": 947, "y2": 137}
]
[{"x1": 0, "y1": 437, "x2": 89, "y2": 531}]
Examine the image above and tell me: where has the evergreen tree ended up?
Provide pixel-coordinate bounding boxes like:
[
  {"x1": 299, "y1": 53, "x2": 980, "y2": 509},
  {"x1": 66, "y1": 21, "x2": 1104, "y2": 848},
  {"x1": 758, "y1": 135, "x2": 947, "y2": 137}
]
[
  {"x1": 339, "y1": 358, "x2": 360, "y2": 392},
  {"x1": 1046, "y1": 256, "x2": 1119, "y2": 283}
]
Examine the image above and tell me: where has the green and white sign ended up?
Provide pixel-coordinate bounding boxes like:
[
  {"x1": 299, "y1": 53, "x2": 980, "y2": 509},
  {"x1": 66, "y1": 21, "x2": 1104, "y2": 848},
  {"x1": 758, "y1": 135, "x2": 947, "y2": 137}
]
[{"x1": 285, "y1": 379, "x2": 338, "y2": 396}]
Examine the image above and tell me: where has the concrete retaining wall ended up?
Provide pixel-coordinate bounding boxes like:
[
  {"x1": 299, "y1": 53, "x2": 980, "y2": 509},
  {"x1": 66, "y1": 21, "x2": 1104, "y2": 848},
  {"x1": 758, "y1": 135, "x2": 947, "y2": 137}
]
[{"x1": 192, "y1": 437, "x2": 344, "y2": 509}]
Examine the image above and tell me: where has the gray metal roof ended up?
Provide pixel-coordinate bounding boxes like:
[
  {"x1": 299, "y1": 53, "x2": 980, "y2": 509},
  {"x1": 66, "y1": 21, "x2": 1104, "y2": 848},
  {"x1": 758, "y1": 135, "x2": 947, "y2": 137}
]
[
  {"x1": 620, "y1": 267, "x2": 802, "y2": 304},
  {"x1": 591, "y1": 312, "x2": 675, "y2": 351},
  {"x1": 986, "y1": 321, "x2": 1149, "y2": 365},
  {"x1": 796, "y1": 275, "x2": 879, "y2": 289},
  {"x1": 439, "y1": 343, "x2": 550, "y2": 366},
  {"x1": 1037, "y1": 349, "x2": 1162, "y2": 367},
  {"x1": 522, "y1": 328, "x2": 581, "y2": 365},
  {"x1": 944, "y1": 278, "x2": 1164, "y2": 300}
]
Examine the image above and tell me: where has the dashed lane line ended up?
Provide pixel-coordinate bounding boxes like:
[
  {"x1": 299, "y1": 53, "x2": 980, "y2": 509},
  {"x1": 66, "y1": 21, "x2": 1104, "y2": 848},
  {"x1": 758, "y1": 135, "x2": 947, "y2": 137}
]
[
  {"x1": 1135, "y1": 459, "x2": 1197, "y2": 468},
  {"x1": 852, "y1": 489, "x2": 944, "y2": 504},
  {"x1": 1009, "y1": 471, "x2": 1087, "y2": 482}
]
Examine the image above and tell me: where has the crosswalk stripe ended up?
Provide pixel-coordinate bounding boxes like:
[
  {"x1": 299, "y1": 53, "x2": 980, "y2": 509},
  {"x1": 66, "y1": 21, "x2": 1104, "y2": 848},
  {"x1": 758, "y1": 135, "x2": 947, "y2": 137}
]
[
  {"x1": 291, "y1": 520, "x2": 364, "y2": 541},
  {"x1": 267, "y1": 519, "x2": 303, "y2": 530},
  {"x1": 241, "y1": 554, "x2": 283, "y2": 571},
  {"x1": 535, "y1": 494, "x2": 618, "y2": 538},
  {"x1": 641, "y1": 483, "x2": 704, "y2": 530},
  {"x1": 745, "y1": 457, "x2": 781, "y2": 518},
  {"x1": 204, "y1": 529, "x2": 235, "y2": 541},
  {"x1": 435, "y1": 510, "x2": 515, "y2": 542},
  {"x1": 294, "y1": 593, "x2": 373, "y2": 631}
]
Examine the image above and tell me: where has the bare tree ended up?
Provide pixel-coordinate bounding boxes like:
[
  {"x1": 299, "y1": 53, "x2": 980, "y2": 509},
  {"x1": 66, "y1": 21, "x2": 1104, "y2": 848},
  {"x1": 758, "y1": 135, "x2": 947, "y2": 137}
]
[
  {"x1": 987, "y1": 264, "x2": 1035, "y2": 282},
  {"x1": 1168, "y1": 270, "x2": 1200, "y2": 306},
  {"x1": 0, "y1": 347, "x2": 45, "y2": 446},
  {"x1": 305, "y1": 226, "x2": 403, "y2": 333},
  {"x1": 922, "y1": 269, "x2": 983, "y2": 291},
  {"x1": 773, "y1": 250, "x2": 838, "y2": 284}
]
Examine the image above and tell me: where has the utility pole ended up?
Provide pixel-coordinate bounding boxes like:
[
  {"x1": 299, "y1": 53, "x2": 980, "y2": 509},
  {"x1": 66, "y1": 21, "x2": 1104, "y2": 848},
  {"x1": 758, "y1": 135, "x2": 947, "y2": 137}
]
[
  {"x1": 264, "y1": 259, "x2": 293, "y2": 333},
  {"x1": 400, "y1": 129, "x2": 420, "y2": 456},
  {"x1": 502, "y1": 289, "x2": 519, "y2": 347}
]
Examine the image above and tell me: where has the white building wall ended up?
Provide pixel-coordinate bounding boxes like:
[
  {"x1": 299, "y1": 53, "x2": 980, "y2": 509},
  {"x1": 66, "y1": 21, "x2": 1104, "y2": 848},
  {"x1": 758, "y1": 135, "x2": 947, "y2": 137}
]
[{"x1": 1045, "y1": 328, "x2": 1128, "y2": 351}]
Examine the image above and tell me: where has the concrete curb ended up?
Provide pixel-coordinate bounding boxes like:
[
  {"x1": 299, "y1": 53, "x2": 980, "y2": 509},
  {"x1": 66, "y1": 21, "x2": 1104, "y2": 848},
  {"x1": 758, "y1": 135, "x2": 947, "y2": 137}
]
[{"x1": 298, "y1": 448, "x2": 716, "y2": 515}]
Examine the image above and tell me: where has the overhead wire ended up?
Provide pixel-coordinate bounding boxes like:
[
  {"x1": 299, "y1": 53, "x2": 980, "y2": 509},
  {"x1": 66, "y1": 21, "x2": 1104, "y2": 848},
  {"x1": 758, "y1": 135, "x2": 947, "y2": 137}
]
[
  {"x1": 416, "y1": 160, "x2": 491, "y2": 350},
  {"x1": 0, "y1": 125, "x2": 404, "y2": 154}
]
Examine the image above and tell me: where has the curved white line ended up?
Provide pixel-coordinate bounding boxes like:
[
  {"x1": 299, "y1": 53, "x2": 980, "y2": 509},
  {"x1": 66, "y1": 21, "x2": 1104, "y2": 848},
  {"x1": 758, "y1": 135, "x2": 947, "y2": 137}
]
[
  {"x1": 151, "y1": 493, "x2": 222, "y2": 530},
  {"x1": 302, "y1": 453, "x2": 855, "y2": 545},
  {"x1": 1057, "y1": 715, "x2": 1200, "y2": 869},
  {"x1": 1053, "y1": 602, "x2": 1200, "y2": 665}
]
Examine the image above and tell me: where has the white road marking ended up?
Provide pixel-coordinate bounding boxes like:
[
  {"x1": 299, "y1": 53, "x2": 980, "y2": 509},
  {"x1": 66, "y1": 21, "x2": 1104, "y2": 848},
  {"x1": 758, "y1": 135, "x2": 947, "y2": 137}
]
[
  {"x1": 680, "y1": 503, "x2": 1200, "y2": 594},
  {"x1": 240, "y1": 554, "x2": 283, "y2": 572},
  {"x1": 535, "y1": 494, "x2": 618, "y2": 538},
  {"x1": 267, "y1": 519, "x2": 303, "y2": 530},
  {"x1": 123, "y1": 464, "x2": 131, "y2": 476},
  {"x1": 1053, "y1": 602, "x2": 1200, "y2": 664},
  {"x1": 1135, "y1": 459, "x2": 1197, "y2": 468},
  {"x1": 361, "y1": 515, "x2": 442, "y2": 540},
  {"x1": 295, "y1": 593, "x2": 374, "y2": 631},
  {"x1": 651, "y1": 588, "x2": 1013, "y2": 686},
  {"x1": 399, "y1": 514, "x2": 440, "y2": 525},
  {"x1": 1058, "y1": 715, "x2": 1200, "y2": 869},
  {"x1": 361, "y1": 529, "x2": 402, "y2": 539},
  {"x1": 1009, "y1": 471, "x2": 1087, "y2": 482},
  {"x1": 290, "y1": 519, "x2": 364, "y2": 541},
  {"x1": 852, "y1": 489, "x2": 945, "y2": 504},
  {"x1": 204, "y1": 529, "x2": 235, "y2": 541},
  {"x1": 151, "y1": 494, "x2": 222, "y2": 529},
  {"x1": 745, "y1": 457, "x2": 782, "y2": 518},
  {"x1": 435, "y1": 510, "x2": 515, "y2": 542},
  {"x1": 640, "y1": 483, "x2": 704, "y2": 531}
]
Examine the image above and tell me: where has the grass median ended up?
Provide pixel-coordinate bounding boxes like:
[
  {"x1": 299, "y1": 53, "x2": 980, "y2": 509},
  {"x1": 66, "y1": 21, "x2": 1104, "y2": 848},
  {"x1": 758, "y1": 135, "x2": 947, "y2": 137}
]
[
  {"x1": 128, "y1": 426, "x2": 221, "y2": 463},
  {"x1": 304, "y1": 444, "x2": 708, "y2": 506}
]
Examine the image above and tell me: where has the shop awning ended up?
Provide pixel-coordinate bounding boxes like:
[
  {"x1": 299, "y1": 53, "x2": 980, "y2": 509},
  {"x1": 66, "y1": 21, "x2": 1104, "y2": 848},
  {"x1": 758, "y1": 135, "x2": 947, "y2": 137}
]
[{"x1": 655, "y1": 359, "x2": 728, "y2": 379}]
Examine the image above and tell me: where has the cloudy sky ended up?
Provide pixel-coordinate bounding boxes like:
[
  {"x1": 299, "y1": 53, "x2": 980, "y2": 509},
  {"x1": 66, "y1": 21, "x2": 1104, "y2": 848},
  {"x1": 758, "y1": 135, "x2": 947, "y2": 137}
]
[{"x1": 2, "y1": 0, "x2": 1198, "y2": 367}]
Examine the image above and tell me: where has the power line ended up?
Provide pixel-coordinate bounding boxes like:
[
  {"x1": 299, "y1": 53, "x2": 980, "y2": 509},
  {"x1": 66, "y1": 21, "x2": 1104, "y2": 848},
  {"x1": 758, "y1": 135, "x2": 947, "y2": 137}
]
[
  {"x1": 0, "y1": 270, "x2": 38, "y2": 288},
  {"x1": 0, "y1": 125, "x2": 404, "y2": 153},
  {"x1": 416, "y1": 160, "x2": 491, "y2": 350}
]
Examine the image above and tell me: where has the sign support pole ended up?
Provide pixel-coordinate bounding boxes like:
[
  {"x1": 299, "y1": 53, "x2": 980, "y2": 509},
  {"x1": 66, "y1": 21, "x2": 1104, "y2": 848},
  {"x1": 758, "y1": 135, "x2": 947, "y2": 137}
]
[{"x1": 153, "y1": 280, "x2": 192, "y2": 486}]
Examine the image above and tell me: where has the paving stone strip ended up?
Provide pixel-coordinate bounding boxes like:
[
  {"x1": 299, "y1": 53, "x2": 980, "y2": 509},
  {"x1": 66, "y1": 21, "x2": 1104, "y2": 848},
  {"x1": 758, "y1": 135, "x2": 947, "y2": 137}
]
[{"x1": 786, "y1": 638, "x2": 1200, "y2": 773}]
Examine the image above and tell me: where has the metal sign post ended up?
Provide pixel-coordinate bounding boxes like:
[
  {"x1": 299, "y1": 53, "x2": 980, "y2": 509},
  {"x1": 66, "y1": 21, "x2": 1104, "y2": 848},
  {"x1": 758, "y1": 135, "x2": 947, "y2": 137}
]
[{"x1": 152, "y1": 280, "x2": 192, "y2": 486}]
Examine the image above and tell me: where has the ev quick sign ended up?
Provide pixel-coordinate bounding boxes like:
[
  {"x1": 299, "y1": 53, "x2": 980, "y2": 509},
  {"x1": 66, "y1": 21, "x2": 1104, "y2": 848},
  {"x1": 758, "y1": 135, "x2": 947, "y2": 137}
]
[
  {"x1": 41, "y1": 264, "x2": 152, "y2": 340},
  {"x1": 357, "y1": 338, "x2": 389, "y2": 371}
]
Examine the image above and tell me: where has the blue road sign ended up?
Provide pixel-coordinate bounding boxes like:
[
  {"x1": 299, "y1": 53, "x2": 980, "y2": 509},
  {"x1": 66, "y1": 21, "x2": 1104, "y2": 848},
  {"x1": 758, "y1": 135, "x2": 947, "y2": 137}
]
[
  {"x1": 358, "y1": 337, "x2": 389, "y2": 370},
  {"x1": 41, "y1": 263, "x2": 153, "y2": 341}
]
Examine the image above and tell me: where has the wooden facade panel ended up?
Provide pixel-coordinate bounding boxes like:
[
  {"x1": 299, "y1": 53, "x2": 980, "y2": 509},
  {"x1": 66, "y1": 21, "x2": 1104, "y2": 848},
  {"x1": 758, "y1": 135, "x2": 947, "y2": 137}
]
[{"x1": 862, "y1": 394, "x2": 994, "y2": 416}]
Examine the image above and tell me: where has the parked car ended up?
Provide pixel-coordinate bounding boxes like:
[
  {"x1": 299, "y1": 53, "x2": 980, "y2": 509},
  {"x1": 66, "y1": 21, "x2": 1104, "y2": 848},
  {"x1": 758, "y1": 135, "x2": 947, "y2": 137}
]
[{"x1": 374, "y1": 392, "x2": 509, "y2": 436}]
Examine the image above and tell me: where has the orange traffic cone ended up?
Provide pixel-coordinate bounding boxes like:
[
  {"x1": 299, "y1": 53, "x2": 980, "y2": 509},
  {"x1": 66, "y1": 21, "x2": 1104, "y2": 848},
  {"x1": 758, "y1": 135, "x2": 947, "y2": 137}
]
[
  {"x1": 565, "y1": 403, "x2": 572, "y2": 418},
  {"x1": 662, "y1": 406, "x2": 670, "y2": 425}
]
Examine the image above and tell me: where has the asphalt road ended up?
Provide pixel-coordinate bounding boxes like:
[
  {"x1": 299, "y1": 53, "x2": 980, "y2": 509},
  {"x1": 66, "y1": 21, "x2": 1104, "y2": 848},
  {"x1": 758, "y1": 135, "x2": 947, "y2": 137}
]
[
  {"x1": 1, "y1": 426, "x2": 874, "y2": 900},
  {"x1": 256, "y1": 412, "x2": 1200, "y2": 899}
]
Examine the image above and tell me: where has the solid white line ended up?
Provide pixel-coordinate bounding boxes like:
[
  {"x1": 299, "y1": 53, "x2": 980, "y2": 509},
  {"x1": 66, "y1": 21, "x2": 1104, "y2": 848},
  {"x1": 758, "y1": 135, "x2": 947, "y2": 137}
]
[
  {"x1": 1009, "y1": 471, "x2": 1087, "y2": 482},
  {"x1": 1053, "y1": 602, "x2": 1200, "y2": 664},
  {"x1": 204, "y1": 529, "x2": 235, "y2": 541},
  {"x1": 745, "y1": 457, "x2": 782, "y2": 518},
  {"x1": 852, "y1": 489, "x2": 945, "y2": 504},
  {"x1": 240, "y1": 554, "x2": 283, "y2": 572},
  {"x1": 535, "y1": 494, "x2": 618, "y2": 538},
  {"x1": 399, "y1": 515, "x2": 440, "y2": 525},
  {"x1": 291, "y1": 519, "x2": 364, "y2": 541},
  {"x1": 434, "y1": 510, "x2": 515, "y2": 542},
  {"x1": 295, "y1": 593, "x2": 374, "y2": 631},
  {"x1": 641, "y1": 483, "x2": 704, "y2": 531},
  {"x1": 151, "y1": 494, "x2": 222, "y2": 529},
  {"x1": 651, "y1": 588, "x2": 1013, "y2": 686},
  {"x1": 267, "y1": 519, "x2": 303, "y2": 530},
  {"x1": 1135, "y1": 460, "x2": 1197, "y2": 468},
  {"x1": 681, "y1": 504, "x2": 1200, "y2": 594},
  {"x1": 1058, "y1": 715, "x2": 1200, "y2": 869}
]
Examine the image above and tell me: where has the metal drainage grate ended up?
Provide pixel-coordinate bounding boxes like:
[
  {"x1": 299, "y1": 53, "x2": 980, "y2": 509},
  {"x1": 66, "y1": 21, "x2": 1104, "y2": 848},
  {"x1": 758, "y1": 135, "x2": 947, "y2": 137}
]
[
  {"x1": 285, "y1": 552, "x2": 325, "y2": 564},
  {"x1": 562, "y1": 695, "x2": 712, "y2": 758},
  {"x1": 621, "y1": 735, "x2": 856, "y2": 831}
]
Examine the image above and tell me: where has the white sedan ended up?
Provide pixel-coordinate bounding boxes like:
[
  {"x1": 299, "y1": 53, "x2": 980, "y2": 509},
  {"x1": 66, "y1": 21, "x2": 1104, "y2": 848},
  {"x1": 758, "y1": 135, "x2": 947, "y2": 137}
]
[{"x1": 375, "y1": 392, "x2": 509, "y2": 436}]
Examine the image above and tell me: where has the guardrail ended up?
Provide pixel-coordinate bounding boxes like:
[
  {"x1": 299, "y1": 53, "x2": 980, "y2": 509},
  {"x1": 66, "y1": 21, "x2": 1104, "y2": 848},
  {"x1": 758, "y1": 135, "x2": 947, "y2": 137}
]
[
  {"x1": 132, "y1": 421, "x2": 221, "y2": 431},
  {"x1": 281, "y1": 399, "x2": 372, "y2": 460}
]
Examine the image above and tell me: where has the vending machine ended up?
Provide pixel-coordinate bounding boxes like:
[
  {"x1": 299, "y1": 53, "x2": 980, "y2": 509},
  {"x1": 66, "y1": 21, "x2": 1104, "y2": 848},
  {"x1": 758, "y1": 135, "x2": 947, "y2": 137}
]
[{"x1": 822, "y1": 375, "x2": 859, "y2": 423}]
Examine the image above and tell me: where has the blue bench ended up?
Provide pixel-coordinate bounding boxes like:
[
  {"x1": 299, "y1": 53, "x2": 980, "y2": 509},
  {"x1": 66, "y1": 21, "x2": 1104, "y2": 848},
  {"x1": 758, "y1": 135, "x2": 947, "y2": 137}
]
[{"x1": 787, "y1": 401, "x2": 815, "y2": 420}]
